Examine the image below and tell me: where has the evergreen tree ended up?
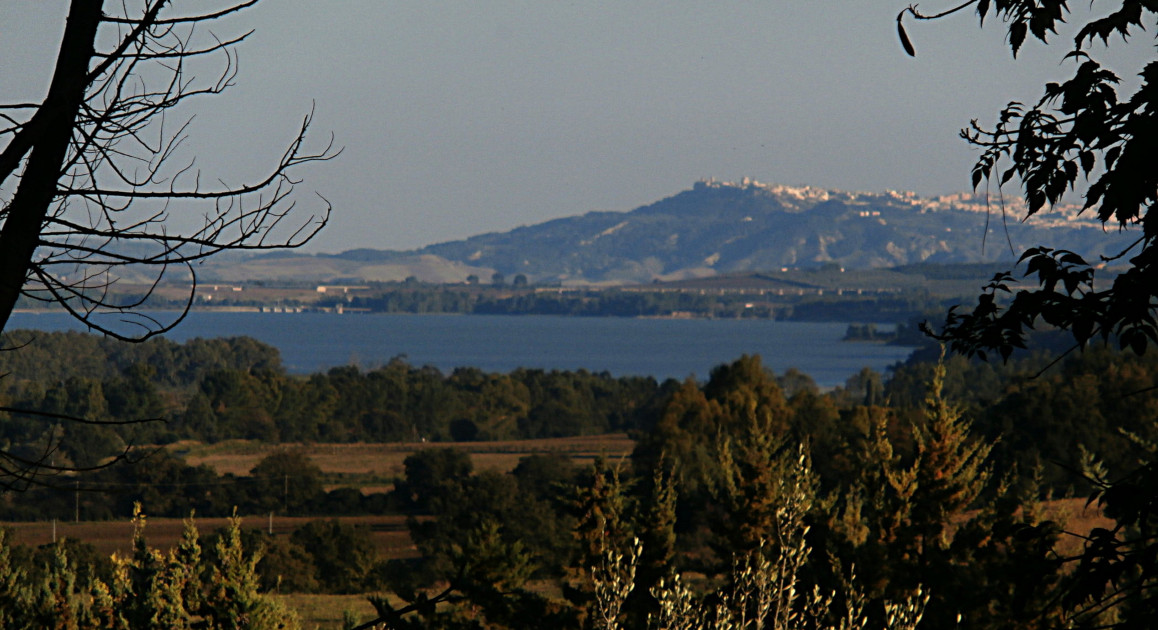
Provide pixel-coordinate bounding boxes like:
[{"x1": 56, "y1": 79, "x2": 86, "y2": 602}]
[
  {"x1": 831, "y1": 359, "x2": 1059, "y2": 629},
  {"x1": 0, "y1": 508, "x2": 298, "y2": 629}
]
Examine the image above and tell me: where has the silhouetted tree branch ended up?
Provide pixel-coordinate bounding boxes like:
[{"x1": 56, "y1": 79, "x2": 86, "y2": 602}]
[
  {"x1": 905, "y1": 1, "x2": 1158, "y2": 360},
  {"x1": 0, "y1": 0, "x2": 338, "y2": 342},
  {"x1": 902, "y1": 2, "x2": 1158, "y2": 627},
  {"x1": 0, "y1": 0, "x2": 336, "y2": 488},
  {"x1": 0, "y1": 406, "x2": 158, "y2": 493}
]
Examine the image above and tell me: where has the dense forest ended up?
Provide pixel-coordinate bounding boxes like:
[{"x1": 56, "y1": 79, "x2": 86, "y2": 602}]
[
  {"x1": 0, "y1": 330, "x2": 670, "y2": 453},
  {"x1": 1, "y1": 329, "x2": 1155, "y2": 627}
]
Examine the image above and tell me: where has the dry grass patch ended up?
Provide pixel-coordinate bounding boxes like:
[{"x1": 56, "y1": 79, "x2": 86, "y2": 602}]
[
  {"x1": 1040, "y1": 497, "x2": 1114, "y2": 558},
  {"x1": 275, "y1": 593, "x2": 379, "y2": 630},
  {"x1": 172, "y1": 433, "x2": 636, "y2": 479}
]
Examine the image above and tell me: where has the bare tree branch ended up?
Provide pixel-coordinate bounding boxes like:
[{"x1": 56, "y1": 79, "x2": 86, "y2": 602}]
[
  {"x1": 0, "y1": 0, "x2": 337, "y2": 488},
  {"x1": 0, "y1": 1, "x2": 337, "y2": 338}
]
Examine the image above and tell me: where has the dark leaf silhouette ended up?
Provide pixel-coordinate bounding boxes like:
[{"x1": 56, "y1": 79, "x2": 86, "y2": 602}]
[
  {"x1": 897, "y1": 14, "x2": 917, "y2": 56},
  {"x1": 904, "y1": 1, "x2": 1158, "y2": 627}
]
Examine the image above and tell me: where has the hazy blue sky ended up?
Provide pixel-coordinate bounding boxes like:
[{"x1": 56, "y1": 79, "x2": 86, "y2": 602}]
[{"x1": 3, "y1": 2, "x2": 1148, "y2": 253}]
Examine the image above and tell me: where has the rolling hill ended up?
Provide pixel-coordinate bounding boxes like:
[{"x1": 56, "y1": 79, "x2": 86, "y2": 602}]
[{"x1": 198, "y1": 179, "x2": 1131, "y2": 286}]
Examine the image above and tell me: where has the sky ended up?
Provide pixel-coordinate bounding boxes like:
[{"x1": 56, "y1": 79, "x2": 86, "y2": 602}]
[{"x1": 2, "y1": 2, "x2": 1150, "y2": 253}]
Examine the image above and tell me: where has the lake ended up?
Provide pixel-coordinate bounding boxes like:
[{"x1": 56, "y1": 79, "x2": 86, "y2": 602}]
[{"x1": 7, "y1": 312, "x2": 916, "y2": 388}]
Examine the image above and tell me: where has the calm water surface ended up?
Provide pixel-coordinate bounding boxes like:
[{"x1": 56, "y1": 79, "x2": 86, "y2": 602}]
[{"x1": 8, "y1": 312, "x2": 915, "y2": 388}]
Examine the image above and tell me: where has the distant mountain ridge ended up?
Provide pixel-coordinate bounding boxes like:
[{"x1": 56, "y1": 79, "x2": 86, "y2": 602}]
[{"x1": 201, "y1": 179, "x2": 1130, "y2": 285}]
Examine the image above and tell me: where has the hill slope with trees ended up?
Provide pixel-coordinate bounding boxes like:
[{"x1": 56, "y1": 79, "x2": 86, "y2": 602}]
[{"x1": 197, "y1": 179, "x2": 1133, "y2": 286}]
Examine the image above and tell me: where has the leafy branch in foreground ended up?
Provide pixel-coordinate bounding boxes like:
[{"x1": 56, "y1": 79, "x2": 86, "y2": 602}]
[
  {"x1": 902, "y1": 3, "x2": 1158, "y2": 628},
  {"x1": 902, "y1": 1, "x2": 1158, "y2": 359}
]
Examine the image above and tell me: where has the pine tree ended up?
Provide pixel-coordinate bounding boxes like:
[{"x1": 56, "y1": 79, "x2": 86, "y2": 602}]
[
  {"x1": 204, "y1": 512, "x2": 300, "y2": 630},
  {"x1": 0, "y1": 507, "x2": 299, "y2": 630},
  {"x1": 832, "y1": 357, "x2": 1061, "y2": 629},
  {"x1": 904, "y1": 361, "x2": 993, "y2": 557}
]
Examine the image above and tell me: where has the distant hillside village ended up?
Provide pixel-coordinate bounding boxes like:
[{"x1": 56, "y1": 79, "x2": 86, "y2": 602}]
[{"x1": 692, "y1": 177, "x2": 1094, "y2": 227}]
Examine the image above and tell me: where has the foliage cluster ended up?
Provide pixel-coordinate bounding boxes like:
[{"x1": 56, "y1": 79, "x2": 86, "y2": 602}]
[
  {"x1": 887, "y1": 345, "x2": 1158, "y2": 492},
  {"x1": 0, "y1": 508, "x2": 299, "y2": 629},
  {"x1": 346, "y1": 356, "x2": 1066, "y2": 629},
  {"x1": 248, "y1": 518, "x2": 386, "y2": 595},
  {"x1": 910, "y1": 0, "x2": 1158, "y2": 366},
  {"x1": 0, "y1": 331, "x2": 670, "y2": 467},
  {"x1": 900, "y1": 1, "x2": 1158, "y2": 624}
]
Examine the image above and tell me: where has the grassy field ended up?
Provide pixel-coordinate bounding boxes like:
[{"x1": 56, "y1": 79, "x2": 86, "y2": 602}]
[
  {"x1": 4, "y1": 514, "x2": 415, "y2": 561},
  {"x1": 170, "y1": 433, "x2": 637, "y2": 484},
  {"x1": 274, "y1": 593, "x2": 380, "y2": 629},
  {"x1": 7, "y1": 433, "x2": 636, "y2": 557},
  {"x1": 3, "y1": 495, "x2": 1112, "y2": 566},
  {"x1": 1038, "y1": 497, "x2": 1114, "y2": 558}
]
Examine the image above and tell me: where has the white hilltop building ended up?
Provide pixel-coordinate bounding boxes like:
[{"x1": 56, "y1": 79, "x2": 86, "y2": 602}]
[{"x1": 692, "y1": 178, "x2": 1099, "y2": 228}]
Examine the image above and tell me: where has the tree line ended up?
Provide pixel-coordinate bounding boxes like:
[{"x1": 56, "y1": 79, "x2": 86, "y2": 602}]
[
  {"x1": 3, "y1": 329, "x2": 1157, "y2": 501},
  {"x1": 0, "y1": 331, "x2": 670, "y2": 469},
  {"x1": 323, "y1": 286, "x2": 958, "y2": 322},
  {"x1": 150, "y1": 282, "x2": 950, "y2": 321}
]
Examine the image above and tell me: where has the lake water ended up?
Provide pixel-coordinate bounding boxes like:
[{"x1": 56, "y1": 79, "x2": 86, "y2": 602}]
[{"x1": 7, "y1": 312, "x2": 916, "y2": 388}]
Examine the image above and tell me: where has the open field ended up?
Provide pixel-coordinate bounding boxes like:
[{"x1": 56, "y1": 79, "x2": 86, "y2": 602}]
[
  {"x1": 5, "y1": 434, "x2": 636, "y2": 559},
  {"x1": 170, "y1": 433, "x2": 637, "y2": 481},
  {"x1": 275, "y1": 593, "x2": 379, "y2": 630},
  {"x1": 2, "y1": 494, "x2": 1110, "y2": 567},
  {"x1": 3, "y1": 514, "x2": 416, "y2": 561},
  {"x1": 1038, "y1": 497, "x2": 1114, "y2": 558}
]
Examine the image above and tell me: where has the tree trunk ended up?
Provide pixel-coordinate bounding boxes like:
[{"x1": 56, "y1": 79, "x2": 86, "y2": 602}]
[{"x1": 0, "y1": 1, "x2": 102, "y2": 335}]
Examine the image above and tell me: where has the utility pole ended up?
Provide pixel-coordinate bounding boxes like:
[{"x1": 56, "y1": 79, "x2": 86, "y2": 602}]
[{"x1": 74, "y1": 479, "x2": 79, "y2": 523}]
